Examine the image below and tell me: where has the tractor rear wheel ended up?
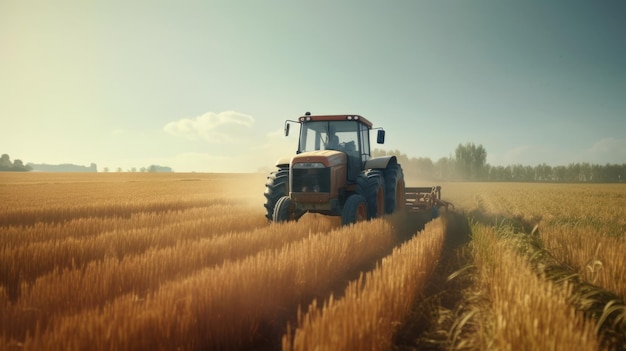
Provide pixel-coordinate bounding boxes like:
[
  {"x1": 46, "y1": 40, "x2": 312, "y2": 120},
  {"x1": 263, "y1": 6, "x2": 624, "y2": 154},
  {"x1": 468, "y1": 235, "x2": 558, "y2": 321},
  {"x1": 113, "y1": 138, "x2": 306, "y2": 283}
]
[
  {"x1": 384, "y1": 163, "x2": 405, "y2": 214},
  {"x1": 264, "y1": 168, "x2": 289, "y2": 221},
  {"x1": 356, "y1": 170, "x2": 385, "y2": 219},
  {"x1": 341, "y1": 194, "x2": 368, "y2": 225},
  {"x1": 273, "y1": 196, "x2": 293, "y2": 222}
]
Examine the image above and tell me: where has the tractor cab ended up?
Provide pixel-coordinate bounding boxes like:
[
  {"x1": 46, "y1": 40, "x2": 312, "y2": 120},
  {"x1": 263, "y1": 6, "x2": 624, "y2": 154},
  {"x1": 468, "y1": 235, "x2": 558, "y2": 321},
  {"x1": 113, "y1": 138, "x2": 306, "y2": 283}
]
[{"x1": 286, "y1": 114, "x2": 384, "y2": 182}]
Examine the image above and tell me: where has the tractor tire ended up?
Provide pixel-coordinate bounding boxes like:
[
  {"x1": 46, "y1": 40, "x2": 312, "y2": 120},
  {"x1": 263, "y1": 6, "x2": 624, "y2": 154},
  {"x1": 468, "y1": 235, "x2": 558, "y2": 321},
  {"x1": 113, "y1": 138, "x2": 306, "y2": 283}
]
[
  {"x1": 383, "y1": 163, "x2": 406, "y2": 214},
  {"x1": 264, "y1": 168, "x2": 289, "y2": 221},
  {"x1": 273, "y1": 196, "x2": 293, "y2": 222},
  {"x1": 356, "y1": 170, "x2": 385, "y2": 219},
  {"x1": 341, "y1": 194, "x2": 368, "y2": 226}
]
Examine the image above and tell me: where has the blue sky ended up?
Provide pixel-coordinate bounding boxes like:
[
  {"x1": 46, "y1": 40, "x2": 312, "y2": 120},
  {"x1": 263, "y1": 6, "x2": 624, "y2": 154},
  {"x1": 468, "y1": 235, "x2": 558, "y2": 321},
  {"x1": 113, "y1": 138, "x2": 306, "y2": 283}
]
[{"x1": 1, "y1": 0, "x2": 624, "y2": 172}]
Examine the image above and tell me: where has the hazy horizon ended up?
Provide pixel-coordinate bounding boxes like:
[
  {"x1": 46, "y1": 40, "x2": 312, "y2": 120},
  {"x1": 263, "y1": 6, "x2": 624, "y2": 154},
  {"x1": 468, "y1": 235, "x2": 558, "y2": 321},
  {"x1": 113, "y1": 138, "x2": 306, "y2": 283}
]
[{"x1": 2, "y1": 1, "x2": 625, "y2": 172}]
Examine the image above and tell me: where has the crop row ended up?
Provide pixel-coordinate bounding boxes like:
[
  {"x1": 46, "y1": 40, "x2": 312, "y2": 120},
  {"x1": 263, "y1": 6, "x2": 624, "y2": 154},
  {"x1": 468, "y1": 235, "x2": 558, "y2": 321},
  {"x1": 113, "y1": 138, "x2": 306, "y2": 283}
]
[
  {"x1": 0, "y1": 206, "x2": 269, "y2": 299},
  {"x1": 284, "y1": 218, "x2": 445, "y2": 351},
  {"x1": 443, "y1": 182, "x2": 626, "y2": 301},
  {"x1": 441, "y1": 182, "x2": 625, "y2": 349},
  {"x1": 464, "y1": 222, "x2": 602, "y2": 350},
  {"x1": 10, "y1": 219, "x2": 398, "y2": 350},
  {"x1": 1, "y1": 217, "x2": 338, "y2": 343}
]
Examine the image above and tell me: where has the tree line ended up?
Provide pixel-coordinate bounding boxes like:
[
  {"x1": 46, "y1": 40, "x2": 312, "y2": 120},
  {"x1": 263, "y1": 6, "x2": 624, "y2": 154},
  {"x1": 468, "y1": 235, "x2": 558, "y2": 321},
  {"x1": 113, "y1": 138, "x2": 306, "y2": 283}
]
[
  {"x1": 374, "y1": 142, "x2": 625, "y2": 183},
  {"x1": 0, "y1": 154, "x2": 32, "y2": 172},
  {"x1": 102, "y1": 165, "x2": 173, "y2": 173},
  {"x1": 3, "y1": 148, "x2": 623, "y2": 181},
  {"x1": 1, "y1": 153, "x2": 172, "y2": 173}
]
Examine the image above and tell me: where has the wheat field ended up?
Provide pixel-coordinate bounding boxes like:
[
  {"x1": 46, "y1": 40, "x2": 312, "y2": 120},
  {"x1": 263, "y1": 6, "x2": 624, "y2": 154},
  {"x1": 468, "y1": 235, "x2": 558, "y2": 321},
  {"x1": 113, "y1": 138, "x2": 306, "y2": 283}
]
[
  {"x1": 439, "y1": 182, "x2": 625, "y2": 350},
  {"x1": 1, "y1": 173, "x2": 624, "y2": 350}
]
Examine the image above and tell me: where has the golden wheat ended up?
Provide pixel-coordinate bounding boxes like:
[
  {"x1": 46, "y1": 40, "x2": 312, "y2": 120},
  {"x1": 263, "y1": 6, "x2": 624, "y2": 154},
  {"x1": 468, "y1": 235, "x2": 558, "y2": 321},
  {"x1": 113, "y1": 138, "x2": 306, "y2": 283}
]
[
  {"x1": 2, "y1": 219, "x2": 339, "y2": 341},
  {"x1": 442, "y1": 182, "x2": 625, "y2": 300},
  {"x1": 19, "y1": 219, "x2": 397, "y2": 351},
  {"x1": 283, "y1": 218, "x2": 445, "y2": 351},
  {"x1": 468, "y1": 222, "x2": 601, "y2": 350},
  {"x1": 2, "y1": 173, "x2": 623, "y2": 350}
]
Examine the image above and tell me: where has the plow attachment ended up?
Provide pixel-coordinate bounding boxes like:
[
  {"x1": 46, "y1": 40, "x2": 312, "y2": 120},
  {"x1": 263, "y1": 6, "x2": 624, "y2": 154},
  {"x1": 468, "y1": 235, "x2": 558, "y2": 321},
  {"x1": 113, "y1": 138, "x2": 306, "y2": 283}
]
[{"x1": 404, "y1": 186, "x2": 453, "y2": 213}]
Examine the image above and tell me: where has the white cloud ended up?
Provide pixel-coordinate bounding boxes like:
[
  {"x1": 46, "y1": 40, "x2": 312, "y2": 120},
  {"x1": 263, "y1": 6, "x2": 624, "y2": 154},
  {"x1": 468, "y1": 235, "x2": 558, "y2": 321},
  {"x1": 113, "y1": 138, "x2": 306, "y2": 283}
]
[
  {"x1": 163, "y1": 111, "x2": 255, "y2": 143},
  {"x1": 259, "y1": 127, "x2": 299, "y2": 164},
  {"x1": 98, "y1": 116, "x2": 307, "y2": 173},
  {"x1": 578, "y1": 137, "x2": 626, "y2": 164}
]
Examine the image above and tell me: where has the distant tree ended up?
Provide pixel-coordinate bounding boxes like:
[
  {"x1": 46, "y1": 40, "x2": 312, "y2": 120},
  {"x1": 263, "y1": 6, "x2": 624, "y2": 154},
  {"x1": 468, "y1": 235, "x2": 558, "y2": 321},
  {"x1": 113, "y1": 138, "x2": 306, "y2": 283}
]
[
  {"x1": 103, "y1": 167, "x2": 110, "y2": 173},
  {"x1": 28, "y1": 163, "x2": 96, "y2": 172},
  {"x1": 488, "y1": 165, "x2": 512, "y2": 181},
  {"x1": 568, "y1": 163, "x2": 581, "y2": 182},
  {"x1": 554, "y1": 166, "x2": 567, "y2": 182},
  {"x1": 0, "y1": 154, "x2": 11, "y2": 169},
  {"x1": 604, "y1": 164, "x2": 624, "y2": 182},
  {"x1": 510, "y1": 164, "x2": 534, "y2": 181},
  {"x1": 373, "y1": 146, "x2": 624, "y2": 183},
  {"x1": 148, "y1": 165, "x2": 173, "y2": 173},
  {"x1": 535, "y1": 163, "x2": 553, "y2": 181},
  {"x1": 455, "y1": 143, "x2": 487, "y2": 180},
  {"x1": 580, "y1": 162, "x2": 591, "y2": 182},
  {"x1": 434, "y1": 156, "x2": 456, "y2": 180},
  {"x1": 0, "y1": 154, "x2": 32, "y2": 172}
]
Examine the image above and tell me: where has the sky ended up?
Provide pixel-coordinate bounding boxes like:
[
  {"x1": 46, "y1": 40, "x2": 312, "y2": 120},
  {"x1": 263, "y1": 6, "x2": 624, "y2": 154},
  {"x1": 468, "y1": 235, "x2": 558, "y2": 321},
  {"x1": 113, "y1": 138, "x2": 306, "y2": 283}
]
[{"x1": 1, "y1": 0, "x2": 625, "y2": 173}]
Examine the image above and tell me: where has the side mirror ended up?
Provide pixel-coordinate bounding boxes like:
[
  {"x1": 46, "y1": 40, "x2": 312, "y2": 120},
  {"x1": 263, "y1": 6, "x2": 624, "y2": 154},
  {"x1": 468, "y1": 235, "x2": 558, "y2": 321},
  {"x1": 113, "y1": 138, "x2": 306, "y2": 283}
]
[
  {"x1": 377, "y1": 129, "x2": 385, "y2": 144},
  {"x1": 284, "y1": 123, "x2": 290, "y2": 136}
]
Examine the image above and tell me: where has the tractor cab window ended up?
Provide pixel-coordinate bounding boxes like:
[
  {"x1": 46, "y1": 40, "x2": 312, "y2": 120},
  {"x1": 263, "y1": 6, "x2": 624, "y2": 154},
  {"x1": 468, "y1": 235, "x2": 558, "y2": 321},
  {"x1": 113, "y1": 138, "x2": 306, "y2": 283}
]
[{"x1": 299, "y1": 121, "x2": 361, "y2": 156}]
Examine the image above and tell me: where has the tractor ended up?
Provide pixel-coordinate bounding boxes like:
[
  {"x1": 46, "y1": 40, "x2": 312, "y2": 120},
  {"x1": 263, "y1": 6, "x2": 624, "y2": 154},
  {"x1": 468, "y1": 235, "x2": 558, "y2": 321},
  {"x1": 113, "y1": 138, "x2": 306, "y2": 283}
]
[{"x1": 263, "y1": 112, "x2": 406, "y2": 225}]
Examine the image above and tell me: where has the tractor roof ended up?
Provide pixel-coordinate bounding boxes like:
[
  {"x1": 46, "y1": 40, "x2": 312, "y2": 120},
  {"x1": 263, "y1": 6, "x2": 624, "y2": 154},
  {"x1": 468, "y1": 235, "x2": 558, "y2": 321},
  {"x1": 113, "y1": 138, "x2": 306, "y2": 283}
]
[{"x1": 297, "y1": 114, "x2": 373, "y2": 129}]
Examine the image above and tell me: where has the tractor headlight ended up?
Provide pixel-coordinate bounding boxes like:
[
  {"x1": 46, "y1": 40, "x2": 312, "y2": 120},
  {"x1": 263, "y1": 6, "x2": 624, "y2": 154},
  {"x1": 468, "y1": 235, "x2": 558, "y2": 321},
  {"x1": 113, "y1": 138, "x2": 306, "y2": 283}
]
[{"x1": 293, "y1": 162, "x2": 325, "y2": 169}]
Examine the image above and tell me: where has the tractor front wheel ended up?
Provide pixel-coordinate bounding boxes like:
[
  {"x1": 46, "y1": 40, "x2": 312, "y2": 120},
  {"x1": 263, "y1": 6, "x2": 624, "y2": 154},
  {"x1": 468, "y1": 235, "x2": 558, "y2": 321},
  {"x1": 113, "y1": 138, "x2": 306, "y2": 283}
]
[
  {"x1": 264, "y1": 168, "x2": 289, "y2": 221},
  {"x1": 273, "y1": 196, "x2": 293, "y2": 222},
  {"x1": 341, "y1": 194, "x2": 368, "y2": 226}
]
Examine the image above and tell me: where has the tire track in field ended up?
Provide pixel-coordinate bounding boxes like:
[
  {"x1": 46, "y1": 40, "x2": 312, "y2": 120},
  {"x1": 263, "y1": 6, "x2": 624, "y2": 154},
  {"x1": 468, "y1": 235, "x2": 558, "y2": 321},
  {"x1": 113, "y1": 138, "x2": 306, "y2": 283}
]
[
  {"x1": 469, "y1": 210, "x2": 625, "y2": 350},
  {"x1": 397, "y1": 209, "x2": 625, "y2": 351},
  {"x1": 393, "y1": 211, "x2": 473, "y2": 350}
]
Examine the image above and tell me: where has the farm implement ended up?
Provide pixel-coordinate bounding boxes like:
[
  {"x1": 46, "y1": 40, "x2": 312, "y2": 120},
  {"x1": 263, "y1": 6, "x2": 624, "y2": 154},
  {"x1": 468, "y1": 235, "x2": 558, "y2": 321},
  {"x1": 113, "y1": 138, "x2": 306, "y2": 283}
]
[
  {"x1": 405, "y1": 186, "x2": 454, "y2": 216},
  {"x1": 264, "y1": 112, "x2": 453, "y2": 226}
]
